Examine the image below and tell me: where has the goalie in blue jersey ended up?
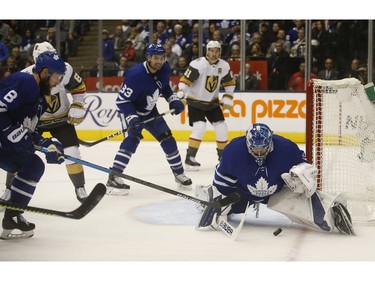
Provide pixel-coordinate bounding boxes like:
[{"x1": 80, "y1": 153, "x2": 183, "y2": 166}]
[
  {"x1": 0, "y1": 51, "x2": 66, "y2": 240},
  {"x1": 196, "y1": 123, "x2": 355, "y2": 235},
  {"x1": 106, "y1": 43, "x2": 192, "y2": 195}
]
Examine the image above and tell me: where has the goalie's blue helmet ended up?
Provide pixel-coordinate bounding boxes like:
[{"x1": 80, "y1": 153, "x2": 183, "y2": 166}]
[
  {"x1": 34, "y1": 51, "x2": 66, "y2": 77},
  {"x1": 246, "y1": 123, "x2": 274, "y2": 166},
  {"x1": 146, "y1": 43, "x2": 166, "y2": 56}
]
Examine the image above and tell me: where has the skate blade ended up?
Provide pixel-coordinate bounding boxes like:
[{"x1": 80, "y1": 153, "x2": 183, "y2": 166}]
[
  {"x1": 105, "y1": 186, "x2": 129, "y2": 196},
  {"x1": 185, "y1": 164, "x2": 200, "y2": 171},
  {"x1": 0, "y1": 229, "x2": 34, "y2": 240},
  {"x1": 177, "y1": 183, "x2": 192, "y2": 190}
]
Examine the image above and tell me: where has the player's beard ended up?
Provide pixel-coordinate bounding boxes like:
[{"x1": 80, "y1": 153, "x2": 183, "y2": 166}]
[{"x1": 39, "y1": 78, "x2": 51, "y2": 96}]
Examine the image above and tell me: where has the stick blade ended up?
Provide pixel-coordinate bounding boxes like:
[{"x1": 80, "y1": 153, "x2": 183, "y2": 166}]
[
  {"x1": 68, "y1": 183, "x2": 107, "y2": 219},
  {"x1": 218, "y1": 192, "x2": 240, "y2": 207}
]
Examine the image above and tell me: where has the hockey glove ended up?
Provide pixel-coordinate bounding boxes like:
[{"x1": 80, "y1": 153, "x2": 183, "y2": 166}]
[
  {"x1": 0, "y1": 124, "x2": 34, "y2": 154},
  {"x1": 168, "y1": 94, "x2": 185, "y2": 115},
  {"x1": 68, "y1": 102, "x2": 86, "y2": 125},
  {"x1": 125, "y1": 114, "x2": 143, "y2": 133},
  {"x1": 38, "y1": 137, "x2": 65, "y2": 164},
  {"x1": 221, "y1": 94, "x2": 233, "y2": 110}
]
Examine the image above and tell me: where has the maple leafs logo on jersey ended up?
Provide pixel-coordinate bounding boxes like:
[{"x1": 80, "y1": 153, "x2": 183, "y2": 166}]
[
  {"x1": 22, "y1": 115, "x2": 39, "y2": 132},
  {"x1": 145, "y1": 88, "x2": 159, "y2": 111},
  {"x1": 247, "y1": 177, "x2": 277, "y2": 197}
]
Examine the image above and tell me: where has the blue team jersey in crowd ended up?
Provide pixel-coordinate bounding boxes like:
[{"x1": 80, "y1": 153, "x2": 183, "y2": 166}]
[
  {"x1": 214, "y1": 134, "x2": 307, "y2": 204},
  {"x1": 116, "y1": 61, "x2": 174, "y2": 117},
  {"x1": 0, "y1": 72, "x2": 45, "y2": 131}
]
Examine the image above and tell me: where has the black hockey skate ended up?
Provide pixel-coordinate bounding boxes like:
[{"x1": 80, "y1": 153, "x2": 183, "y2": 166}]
[
  {"x1": 185, "y1": 155, "x2": 201, "y2": 171},
  {"x1": 174, "y1": 173, "x2": 192, "y2": 190},
  {"x1": 106, "y1": 174, "x2": 130, "y2": 195},
  {"x1": 1, "y1": 209, "x2": 35, "y2": 240},
  {"x1": 332, "y1": 203, "x2": 355, "y2": 235}
]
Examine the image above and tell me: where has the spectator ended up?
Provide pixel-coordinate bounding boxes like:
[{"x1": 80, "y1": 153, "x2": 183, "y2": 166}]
[
  {"x1": 116, "y1": 55, "x2": 128, "y2": 77},
  {"x1": 183, "y1": 41, "x2": 199, "y2": 64},
  {"x1": 122, "y1": 40, "x2": 136, "y2": 62},
  {"x1": 290, "y1": 28, "x2": 306, "y2": 59},
  {"x1": 317, "y1": 58, "x2": 340, "y2": 80},
  {"x1": 11, "y1": 46, "x2": 27, "y2": 70},
  {"x1": 288, "y1": 62, "x2": 317, "y2": 91},
  {"x1": 168, "y1": 35, "x2": 182, "y2": 57},
  {"x1": 173, "y1": 24, "x2": 187, "y2": 50},
  {"x1": 156, "y1": 21, "x2": 168, "y2": 45},
  {"x1": 121, "y1": 20, "x2": 132, "y2": 39},
  {"x1": 0, "y1": 21, "x2": 10, "y2": 43},
  {"x1": 5, "y1": 28, "x2": 22, "y2": 50},
  {"x1": 0, "y1": 38, "x2": 9, "y2": 66},
  {"x1": 112, "y1": 25, "x2": 128, "y2": 59},
  {"x1": 248, "y1": 42, "x2": 264, "y2": 58},
  {"x1": 128, "y1": 27, "x2": 145, "y2": 52},
  {"x1": 102, "y1": 29, "x2": 115, "y2": 62},
  {"x1": 345, "y1": 58, "x2": 367, "y2": 84},
  {"x1": 173, "y1": 56, "x2": 188, "y2": 76},
  {"x1": 164, "y1": 42, "x2": 179, "y2": 70},
  {"x1": 268, "y1": 41, "x2": 290, "y2": 90},
  {"x1": 266, "y1": 29, "x2": 291, "y2": 58},
  {"x1": 186, "y1": 22, "x2": 208, "y2": 48},
  {"x1": 20, "y1": 28, "x2": 35, "y2": 53},
  {"x1": 227, "y1": 44, "x2": 241, "y2": 61},
  {"x1": 236, "y1": 63, "x2": 258, "y2": 91},
  {"x1": 1, "y1": 55, "x2": 20, "y2": 77}
]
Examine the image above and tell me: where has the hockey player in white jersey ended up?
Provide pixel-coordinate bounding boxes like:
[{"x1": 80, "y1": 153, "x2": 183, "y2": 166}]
[
  {"x1": 1, "y1": 42, "x2": 88, "y2": 203},
  {"x1": 177, "y1": 40, "x2": 236, "y2": 170},
  {"x1": 196, "y1": 123, "x2": 355, "y2": 235}
]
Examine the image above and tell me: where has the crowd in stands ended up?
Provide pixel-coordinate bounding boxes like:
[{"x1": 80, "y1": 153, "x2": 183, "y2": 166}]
[
  {"x1": 0, "y1": 20, "x2": 90, "y2": 80},
  {"x1": 1, "y1": 20, "x2": 371, "y2": 90}
]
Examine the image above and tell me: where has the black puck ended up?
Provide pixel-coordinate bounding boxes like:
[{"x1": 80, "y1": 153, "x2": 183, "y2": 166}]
[{"x1": 273, "y1": 228, "x2": 282, "y2": 236}]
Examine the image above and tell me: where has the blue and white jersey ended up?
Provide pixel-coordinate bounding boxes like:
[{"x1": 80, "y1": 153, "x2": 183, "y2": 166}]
[
  {"x1": 213, "y1": 134, "x2": 307, "y2": 204},
  {"x1": 0, "y1": 72, "x2": 45, "y2": 132},
  {"x1": 116, "y1": 61, "x2": 174, "y2": 117}
]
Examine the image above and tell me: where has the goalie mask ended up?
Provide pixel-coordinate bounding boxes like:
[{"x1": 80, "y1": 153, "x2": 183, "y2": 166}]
[{"x1": 246, "y1": 123, "x2": 274, "y2": 166}]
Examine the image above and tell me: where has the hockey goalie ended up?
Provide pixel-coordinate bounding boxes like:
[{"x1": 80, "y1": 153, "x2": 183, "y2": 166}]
[{"x1": 195, "y1": 123, "x2": 355, "y2": 236}]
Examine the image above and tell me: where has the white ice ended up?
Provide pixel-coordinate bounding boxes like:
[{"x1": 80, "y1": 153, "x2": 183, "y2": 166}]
[{"x1": 0, "y1": 141, "x2": 374, "y2": 280}]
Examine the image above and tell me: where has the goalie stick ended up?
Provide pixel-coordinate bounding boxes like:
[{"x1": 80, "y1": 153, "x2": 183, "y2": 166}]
[
  {"x1": 216, "y1": 202, "x2": 250, "y2": 240},
  {"x1": 36, "y1": 146, "x2": 240, "y2": 208},
  {"x1": 78, "y1": 109, "x2": 175, "y2": 147},
  {"x1": 0, "y1": 183, "x2": 106, "y2": 219}
]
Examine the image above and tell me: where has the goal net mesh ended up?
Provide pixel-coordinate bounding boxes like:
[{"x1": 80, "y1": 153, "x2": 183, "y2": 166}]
[{"x1": 306, "y1": 78, "x2": 375, "y2": 222}]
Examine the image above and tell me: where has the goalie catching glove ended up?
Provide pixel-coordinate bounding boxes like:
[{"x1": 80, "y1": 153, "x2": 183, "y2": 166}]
[
  {"x1": 68, "y1": 102, "x2": 85, "y2": 125},
  {"x1": 281, "y1": 162, "x2": 317, "y2": 198}
]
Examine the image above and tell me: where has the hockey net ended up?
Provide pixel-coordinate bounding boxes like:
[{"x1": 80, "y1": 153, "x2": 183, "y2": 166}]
[{"x1": 306, "y1": 78, "x2": 375, "y2": 222}]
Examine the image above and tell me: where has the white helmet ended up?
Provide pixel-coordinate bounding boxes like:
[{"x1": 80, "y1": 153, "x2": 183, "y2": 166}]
[
  {"x1": 206, "y1": 40, "x2": 221, "y2": 61},
  {"x1": 206, "y1": 40, "x2": 221, "y2": 52},
  {"x1": 33, "y1": 42, "x2": 57, "y2": 63}
]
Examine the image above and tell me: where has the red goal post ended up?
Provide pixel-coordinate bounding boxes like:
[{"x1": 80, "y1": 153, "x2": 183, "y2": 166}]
[{"x1": 306, "y1": 78, "x2": 375, "y2": 222}]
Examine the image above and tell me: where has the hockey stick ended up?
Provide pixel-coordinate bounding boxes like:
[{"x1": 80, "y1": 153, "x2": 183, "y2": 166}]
[
  {"x1": 36, "y1": 147, "x2": 240, "y2": 208},
  {"x1": 78, "y1": 109, "x2": 175, "y2": 147},
  {"x1": 217, "y1": 202, "x2": 250, "y2": 240},
  {"x1": 0, "y1": 183, "x2": 106, "y2": 219}
]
